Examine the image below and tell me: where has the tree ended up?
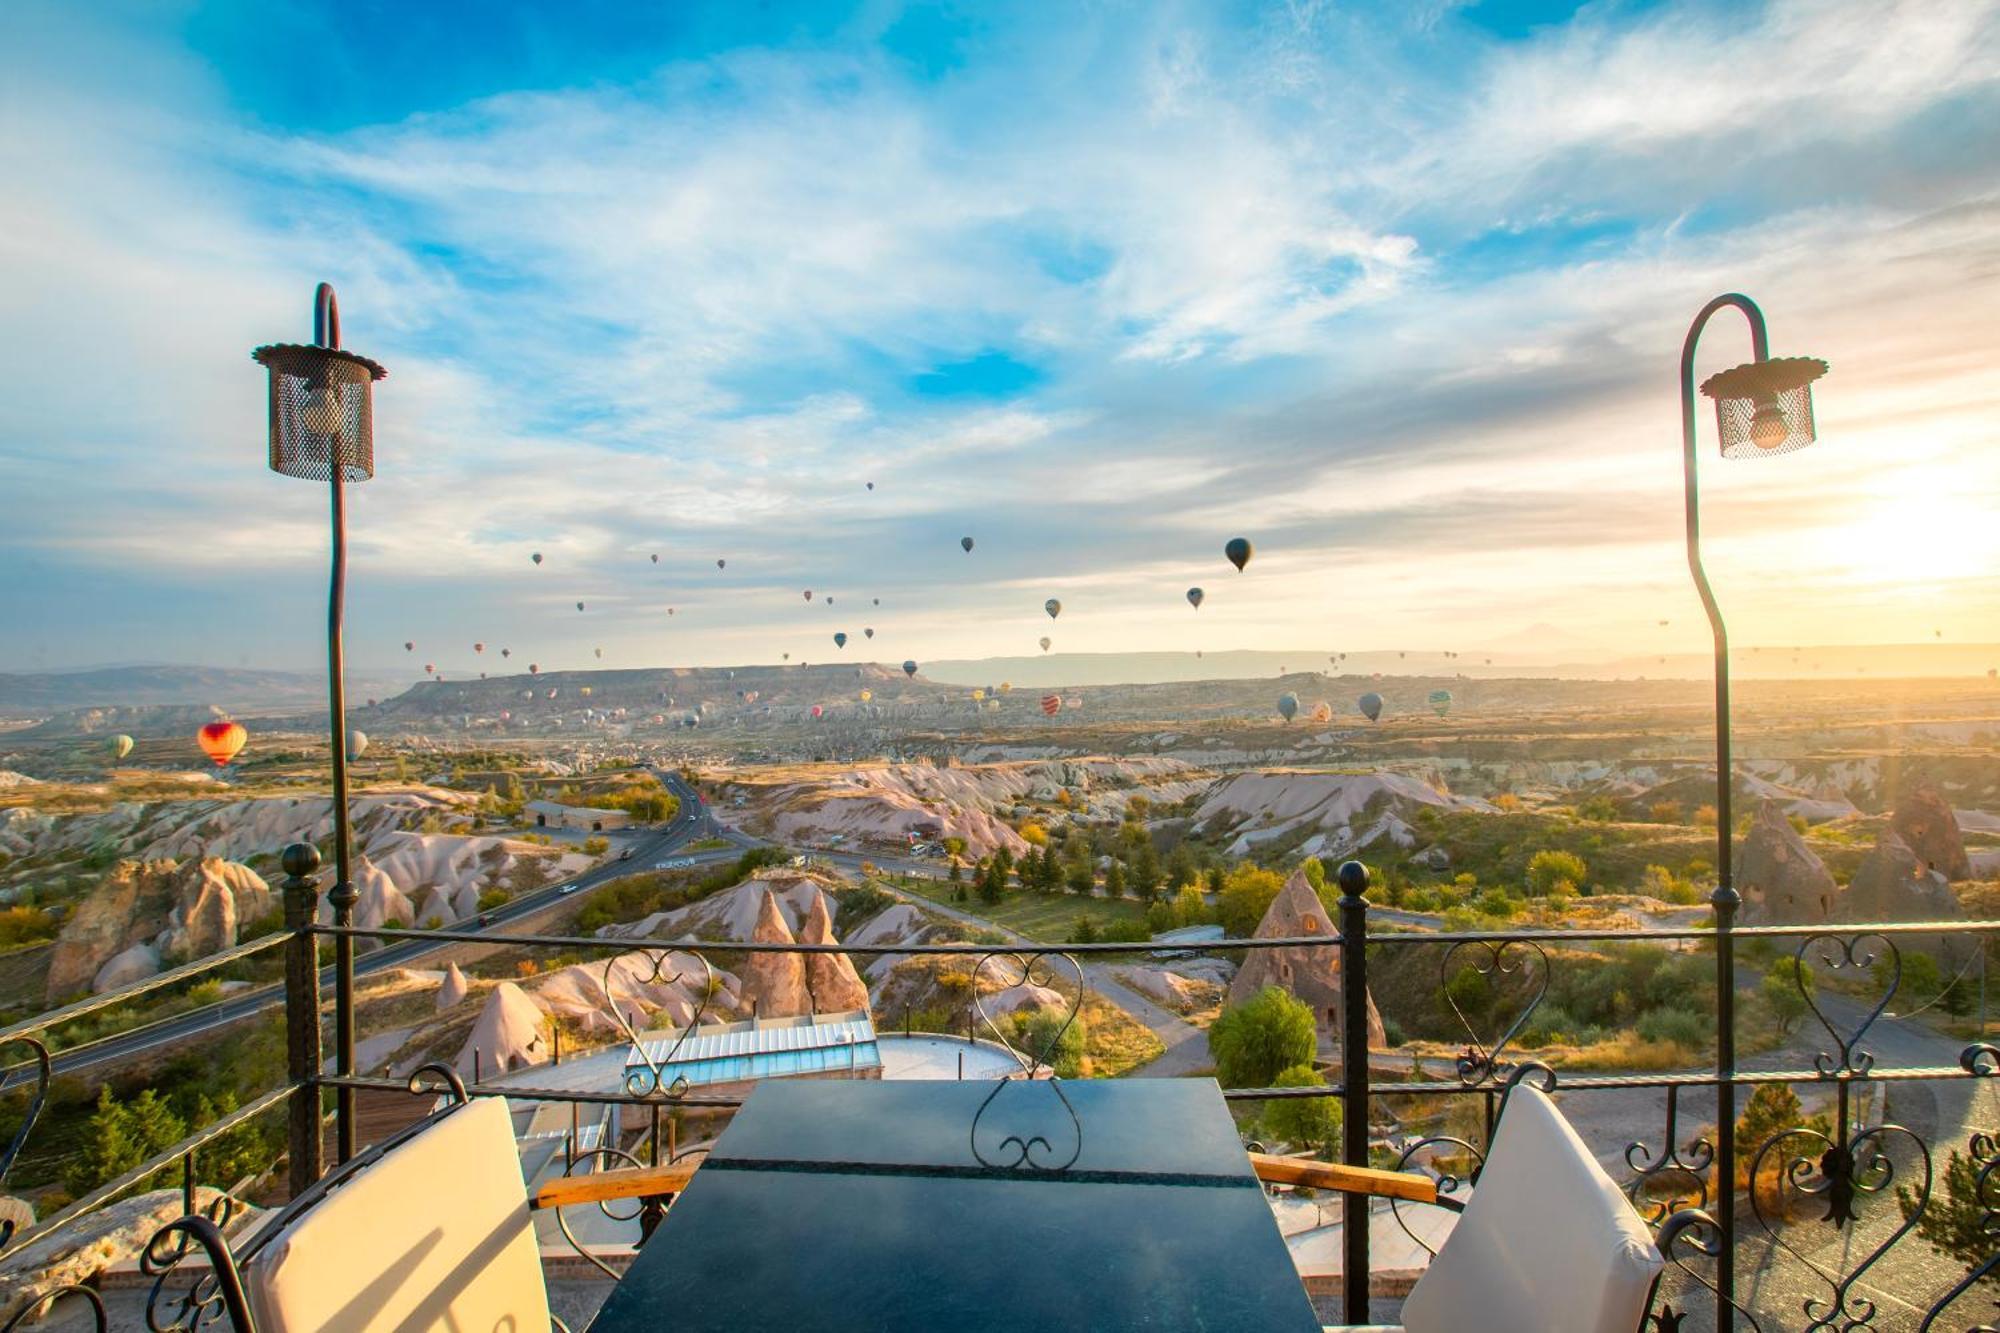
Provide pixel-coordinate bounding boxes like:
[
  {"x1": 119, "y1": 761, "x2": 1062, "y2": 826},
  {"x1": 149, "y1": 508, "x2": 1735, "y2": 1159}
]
[
  {"x1": 1019, "y1": 821, "x2": 1049, "y2": 846},
  {"x1": 1733, "y1": 1082, "x2": 1810, "y2": 1169},
  {"x1": 1527, "y1": 849, "x2": 1588, "y2": 897},
  {"x1": 1901, "y1": 1141, "x2": 2000, "y2": 1273},
  {"x1": 1065, "y1": 843, "x2": 1095, "y2": 895},
  {"x1": 1103, "y1": 860, "x2": 1128, "y2": 899},
  {"x1": 1216, "y1": 865, "x2": 1286, "y2": 938},
  {"x1": 1169, "y1": 884, "x2": 1209, "y2": 929},
  {"x1": 1012, "y1": 1008, "x2": 1086, "y2": 1077},
  {"x1": 1761, "y1": 955, "x2": 1813, "y2": 1036},
  {"x1": 1166, "y1": 845, "x2": 1198, "y2": 892},
  {"x1": 1260, "y1": 1065, "x2": 1343, "y2": 1154},
  {"x1": 69, "y1": 1087, "x2": 188, "y2": 1194},
  {"x1": 1208, "y1": 987, "x2": 1316, "y2": 1088},
  {"x1": 1131, "y1": 842, "x2": 1162, "y2": 902}
]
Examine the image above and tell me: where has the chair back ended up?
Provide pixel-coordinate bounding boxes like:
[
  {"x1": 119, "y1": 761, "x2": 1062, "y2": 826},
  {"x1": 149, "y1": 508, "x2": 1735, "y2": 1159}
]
[
  {"x1": 1400, "y1": 1084, "x2": 1661, "y2": 1333},
  {"x1": 242, "y1": 1096, "x2": 549, "y2": 1333}
]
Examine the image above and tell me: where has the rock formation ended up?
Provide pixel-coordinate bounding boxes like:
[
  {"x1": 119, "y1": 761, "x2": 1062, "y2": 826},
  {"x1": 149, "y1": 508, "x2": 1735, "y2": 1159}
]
[
  {"x1": 47, "y1": 857, "x2": 272, "y2": 1000},
  {"x1": 1844, "y1": 830, "x2": 1963, "y2": 924},
  {"x1": 0, "y1": 1187, "x2": 249, "y2": 1317},
  {"x1": 437, "y1": 962, "x2": 469, "y2": 1010},
  {"x1": 1226, "y1": 868, "x2": 1386, "y2": 1056},
  {"x1": 1736, "y1": 800, "x2": 1839, "y2": 926},
  {"x1": 797, "y1": 893, "x2": 871, "y2": 1014},
  {"x1": 736, "y1": 890, "x2": 812, "y2": 1018},
  {"x1": 456, "y1": 982, "x2": 548, "y2": 1076},
  {"x1": 1890, "y1": 782, "x2": 1971, "y2": 881}
]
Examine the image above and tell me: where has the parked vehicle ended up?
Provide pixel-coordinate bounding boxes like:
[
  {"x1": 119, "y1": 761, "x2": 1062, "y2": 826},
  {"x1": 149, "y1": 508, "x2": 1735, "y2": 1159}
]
[{"x1": 558, "y1": 882, "x2": 581, "y2": 895}]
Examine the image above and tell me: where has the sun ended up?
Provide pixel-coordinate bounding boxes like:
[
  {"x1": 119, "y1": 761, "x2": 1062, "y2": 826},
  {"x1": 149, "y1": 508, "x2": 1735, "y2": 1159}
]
[{"x1": 1822, "y1": 481, "x2": 1999, "y2": 589}]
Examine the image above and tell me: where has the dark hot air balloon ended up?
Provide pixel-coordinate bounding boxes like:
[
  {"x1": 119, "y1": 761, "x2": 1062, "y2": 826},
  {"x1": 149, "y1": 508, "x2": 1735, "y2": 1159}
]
[
  {"x1": 473, "y1": 642, "x2": 484, "y2": 654},
  {"x1": 1277, "y1": 693, "x2": 1299, "y2": 722},
  {"x1": 1428, "y1": 689, "x2": 1453, "y2": 718},
  {"x1": 404, "y1": 641, "x2": 415, "y2": 652},
  {"x1": 864, "y1": 627, "x2": 874, "y2": 638},
  {"x1": 1358, "y1": 692, "x2": 1384, "y2": 722},
  {"x1": 903, "y1": 660, "x2": 918, "y2": 677},
  {"x1": 834, "y1": 633, "x2": 848, "y2": 648},
  {"x1": 1186, "y1": 588, "x2": 1203, "y2": 609},
  {"x1": 531, "y1": 553, "x2": 543, "y2": 565},
  {"x1": 1225, "y1": 538, "x2": 1252, "y2": 571},
  {"x1": 1039, "y1": 637, "x2": 1051, "y2": 652},
  {"x1": 1045, "y1": 599, "x2": 1061, "y2": 619},
  {"x1": 960, "y1": 537, "x2": 974, "y2": 553}
]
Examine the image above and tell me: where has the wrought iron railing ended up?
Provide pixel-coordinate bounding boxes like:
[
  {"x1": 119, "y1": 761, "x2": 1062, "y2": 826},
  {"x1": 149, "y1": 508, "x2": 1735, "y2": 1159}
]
[{"x1": 2, "y1": 845, "x2": 1996, "y2": 1330}]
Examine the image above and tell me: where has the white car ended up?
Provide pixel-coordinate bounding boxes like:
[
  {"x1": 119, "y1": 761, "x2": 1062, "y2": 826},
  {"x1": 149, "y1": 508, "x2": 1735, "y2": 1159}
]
[{"x1": 558, "y1": 882, "x2": 581, "y2": 895}]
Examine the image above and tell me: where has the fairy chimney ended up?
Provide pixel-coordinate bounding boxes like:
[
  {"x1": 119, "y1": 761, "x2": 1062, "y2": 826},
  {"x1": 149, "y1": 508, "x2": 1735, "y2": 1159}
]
[
  {"x1": 1737, "y1": 801, "x2": 1840, "y2": 926},
  {"x1": 798, "y1": 892, "x2": 872, "y2": 1014},
  {"x1": 736, "y1": 890, "x2": 812, "y2": 1018},
  {"x1": 1889, "y1": 781, "x2": 1971, "y2": 881},
  {"x1": 1227, "y1": 869, "x2": 1386, "y2": 1056}
]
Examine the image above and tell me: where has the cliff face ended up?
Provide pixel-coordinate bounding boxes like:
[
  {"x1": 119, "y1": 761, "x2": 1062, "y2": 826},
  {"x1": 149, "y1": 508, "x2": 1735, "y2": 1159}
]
[{"x1": 45, "y1": 857, "x2": 272, "y2": 1001}]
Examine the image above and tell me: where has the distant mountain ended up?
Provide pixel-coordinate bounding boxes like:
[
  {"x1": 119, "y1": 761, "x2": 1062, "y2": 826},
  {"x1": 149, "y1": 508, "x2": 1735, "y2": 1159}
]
[{"x1": 0, "y1": 665, "x2": 401, "y2": 719}]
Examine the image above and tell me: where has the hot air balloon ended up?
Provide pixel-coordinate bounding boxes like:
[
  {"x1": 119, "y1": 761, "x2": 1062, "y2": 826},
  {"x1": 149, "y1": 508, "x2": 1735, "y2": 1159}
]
[
  {"x1": 576, "y1": 602, "x2": 586, "y2": 612},
  {"x1": 345, "y1": 729, "x2": 369, "y2": 760},
  {"x1": 810, "y1": 705, "x2": 824, "y2": 719},
  {"x1": 404, "y1": 641, "x2": 415, "y2": 652},
  {"x1": 109, "y1": 734, "x2": 133, "y2": 760},
  {"x1": 1066, "y1": 696, "x2": 1082, "y2": 711},
  {"x1": 1186, "y1": 588, "x2": 1203, "y2": 609},
  {"x1": 594, "y1": 647, "x2": 603, "y2": 659},
  {"x1": 651, "y1": 553, "x2": 659, "y2": 564},
  {"x1": 1358, "y1": 692, "x2": 1384, "y2": 722},
  {"x1": 971, "y1": 689, "x2": 986, "y2": 702},
  {"x1": 1000, "y1": 682, "x2": 1012, "y2": 693},
  {"x1": 1428, "y1": 689, "x2": 1453, "y2": 718},
  {"x1": 548, "y1": 688, "x2": 559, "y2": 699},
  {"x1": 804, "y1": 590, "x2": 813, "y2": 601},
  {"x1": 1225, "y1": 538, "x2": 1252, "y2": 571},
  {"x1": 864, "y1": 628, "x2": 874, "y2": 639},
  {"x1": 866, "y1": 481, "x2": 874, "y2": 490},
  {"x1": 960, "y1": 537, "x2": 974, "y2": 553},
  {"x1": 501, "y1": 648, "x2": 511, "y2": 658},
  {"x1": 873, "y1": 598, "x2": 880, "y2": 606},
  {"x1": 1045, "y1": 599, "x2": 1061, "y2": 619},
  {"x1": 197, "y1": 721, "x2": 246, "y2": 768},
  {"x1": 424, "y1": 662, "x2": 434, "y2": 674},
  {"x1": 903, "y1": 661, "x2": 919, "y2": 678},
  {"x1": 1310, "y1": 701, "x2": 1333, "y2": 723},
  {"x1": 834, "y1": 633, "x2": 847, "y2": 649},
  {"x1": 1039, "y1": 637, "x2": 1052, "y2": 652},
  {"x1": 521, "y1": 689, "x2": 535, "y2": 700},
  {"x1": 783, "y1": 652, "x2": 791, "y2": 661},
  {"x1": 529, "y1": 663, "x2": 540, "y2": 674},
  {"x1": 1277, "y1": 693, "x2": 1299, "y2": 722},
  {"x1": 500, "y1": 710, "x2": 512, "y2": 721},
  {"x1": 717, "y1": 558, "x2": 727, "y2": 569},
  {"x1": 859, "y1": 689, "x2": 873, "y2": 702},
  {"x1": 473, "y1": 642, "x2": 484, "y2": 654},
  {"x1": 668, "y1": 608, "x2": 675, "y2": 615},
  {"x1": 580, "y1": 686, "x2": 593, "y2": 697},
  {"x1": 531, "y1": 553, "x2": 543, "y2": 565},
  {"x1": 826, "y1": 596, "x2": 834, "y2": 605},
  {"x1": 1041, "y1": 694, "x2": 1062, "y2": 717}
]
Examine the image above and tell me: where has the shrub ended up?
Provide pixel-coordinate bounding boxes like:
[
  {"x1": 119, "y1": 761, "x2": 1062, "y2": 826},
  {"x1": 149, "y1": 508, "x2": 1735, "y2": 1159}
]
[
  {"x1": 1011, "y1": 1009, "x2": 1085, "y2": 1077},
  {"x1": 1634, "y1": 1006, "x2": 1707, "y2": 1050},
  {"x1": 1208, "y1": 987, "x2": 1316, "y2": 1088},
  {"x1": 1576, "y1": 796, "x2": 1621, "y2": 823},
  {"x1": 1019, "y1": 822, "x2": 1048, "y2": 846},
  {"x1": 1260, "y1": 1065, "x2": 1343, "y2": 1154},
  {"x1": 1527, "y1": 849, "x2": 1588, "y2": 897},
  {"x1": 1215, "y1": 865, "x2": 1288, "y2": 938},
  {"x1": 1694, "y1": 805, "x2": 1718, "y2": 828},
  {"x1": 582, "y1": 836, "x2": 610, "y2": 856},
  {"x1": 1760, "y1": 956, "x2": 1813, "y2": 1036},
  {"x1": 1493, "y1": 793, "x2": 1523, "y2": 812},
  {"x1": 1649, "y1": 800, "x2": 1684, "y2": 824}
]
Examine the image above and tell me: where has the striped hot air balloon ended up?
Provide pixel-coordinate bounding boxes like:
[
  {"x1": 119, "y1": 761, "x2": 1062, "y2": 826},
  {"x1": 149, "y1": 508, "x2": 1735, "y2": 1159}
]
[{"x1": 1040, "y1": 694, "x2": 1062, "y2": 717}]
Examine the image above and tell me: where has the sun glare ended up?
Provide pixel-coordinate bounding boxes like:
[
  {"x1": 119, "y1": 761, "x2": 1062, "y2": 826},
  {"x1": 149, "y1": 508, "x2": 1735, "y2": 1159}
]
[{"x1": 1823, "y1": 481, "x2": 1999, "y2": 589}]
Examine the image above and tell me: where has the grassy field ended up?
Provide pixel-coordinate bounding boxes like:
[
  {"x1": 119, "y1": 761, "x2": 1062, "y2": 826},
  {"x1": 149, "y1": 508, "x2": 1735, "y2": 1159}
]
[{"x1": 891, "y1": 876, "x2": 1150, "y2": 942}]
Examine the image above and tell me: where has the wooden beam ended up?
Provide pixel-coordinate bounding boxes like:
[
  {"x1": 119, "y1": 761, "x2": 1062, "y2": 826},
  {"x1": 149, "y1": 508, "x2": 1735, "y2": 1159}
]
[
  {"x1": 1248, "y1": 1152, "x2": 1437, "y2": 1204},
  {"x1": 531, "y1": 1159, "x2": 701, "y2": 1211}
]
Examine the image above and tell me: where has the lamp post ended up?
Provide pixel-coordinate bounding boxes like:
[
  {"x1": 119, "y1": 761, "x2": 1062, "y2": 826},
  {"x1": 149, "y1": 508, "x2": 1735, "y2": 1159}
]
[
  {"x1": 1678, "y1": 293, "x2": 1825, "y2": 1316},
  {"x1": 253, "y1": 284, "x2": 386, "y2": 1168}
]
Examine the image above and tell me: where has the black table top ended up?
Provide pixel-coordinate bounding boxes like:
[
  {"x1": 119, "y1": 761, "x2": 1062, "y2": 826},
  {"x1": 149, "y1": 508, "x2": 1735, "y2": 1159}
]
[{"x1": 590, "y1": 1078, "x2": 1321, "y2": 1332}]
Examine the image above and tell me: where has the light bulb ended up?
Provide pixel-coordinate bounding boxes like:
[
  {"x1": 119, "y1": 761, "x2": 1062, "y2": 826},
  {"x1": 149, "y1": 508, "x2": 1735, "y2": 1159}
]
[
  {"x1": 1747, "y1": 398, "x2": 1788, "y2": 451},
  {"x1": 302, "y1": 379, "x2": 344, "y2": 437}
]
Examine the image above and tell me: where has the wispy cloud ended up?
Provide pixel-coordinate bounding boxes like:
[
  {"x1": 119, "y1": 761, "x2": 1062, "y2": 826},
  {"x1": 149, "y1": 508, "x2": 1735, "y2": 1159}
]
[{"x1": 2, "y1": 0, "x2": 1996, "y2": 673}]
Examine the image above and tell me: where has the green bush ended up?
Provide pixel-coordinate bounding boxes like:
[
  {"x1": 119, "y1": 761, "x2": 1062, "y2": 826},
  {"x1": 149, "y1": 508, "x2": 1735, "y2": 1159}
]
[
  {"x1": 1209, "y1": 987, "x2": 1316, "y2": 1088},
  {"x1": 1260, "y1": 1064, "x2": 1343, "y2": 1154},
  {"x1": 1634, "y1": 1005, "x2": 1707, "y2": 1049},
  {"x1": 1527, "y1": 849, "x2": 1588, "y2": 897}
]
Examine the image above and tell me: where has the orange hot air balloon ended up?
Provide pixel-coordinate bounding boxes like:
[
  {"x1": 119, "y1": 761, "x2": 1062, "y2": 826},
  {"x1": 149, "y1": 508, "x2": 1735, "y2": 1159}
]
[{"x1": 197, "y1": 721, "x2": 247, "y2": 768}]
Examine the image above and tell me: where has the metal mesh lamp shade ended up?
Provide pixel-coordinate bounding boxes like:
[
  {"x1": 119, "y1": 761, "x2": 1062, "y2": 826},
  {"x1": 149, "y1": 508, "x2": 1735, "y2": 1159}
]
[
  {"x1": 251, "y1": 344, "x2": 387, "y2": 481},
  {"x1": 1699, "y1": 355, "x2": 1828, "y2": 459}
]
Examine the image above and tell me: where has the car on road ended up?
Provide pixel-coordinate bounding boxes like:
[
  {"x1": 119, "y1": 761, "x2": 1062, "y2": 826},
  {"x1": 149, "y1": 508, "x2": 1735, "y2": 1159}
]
[
  {"x1": 619, "y1": 848, "x2": 634, "y2": 861},
  {"x1": 558, "y1": 882, "x2": 581, "y2": 895}
]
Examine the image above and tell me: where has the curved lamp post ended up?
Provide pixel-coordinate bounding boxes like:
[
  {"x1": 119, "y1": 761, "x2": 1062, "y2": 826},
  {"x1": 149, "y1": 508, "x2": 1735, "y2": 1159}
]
[
  {"x1": 1679, "y1": 292, "x2": 1825, "y2": 1315},
  {"x1": 253, "y1": 284, "x2": 386, "y2": 1167}
]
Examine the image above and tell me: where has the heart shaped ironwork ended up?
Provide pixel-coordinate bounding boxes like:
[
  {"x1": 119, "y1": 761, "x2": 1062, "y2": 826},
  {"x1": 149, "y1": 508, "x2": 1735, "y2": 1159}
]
[{"x1": 1440, "y1": 939, "x2": 1549, "y2": 1087}]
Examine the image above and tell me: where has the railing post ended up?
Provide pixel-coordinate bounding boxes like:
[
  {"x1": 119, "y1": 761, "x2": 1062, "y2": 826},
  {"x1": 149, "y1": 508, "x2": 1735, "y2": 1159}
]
[
  {"x1": 280, "y1": 843, "x2": 324, "y2": 1197},
  {"x1": 1337, "y1": 859, "x2": 1371, "y2": 1325},
  {"x1": 1713, "y1": 880, "x2": 1738, "y2": 1319},
  {"x1": 328, "y1": 855, "x2": 358, "y2": 1164}
]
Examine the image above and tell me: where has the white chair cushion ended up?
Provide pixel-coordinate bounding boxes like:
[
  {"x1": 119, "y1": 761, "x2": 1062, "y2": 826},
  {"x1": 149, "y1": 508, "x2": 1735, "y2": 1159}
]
[
  {"x1": 244, "y1": 1097, "x2": 549, "y2": 1333},
  {"x1": 1401, "y1": 1084, "x2": 1661, "y2": 1333}
]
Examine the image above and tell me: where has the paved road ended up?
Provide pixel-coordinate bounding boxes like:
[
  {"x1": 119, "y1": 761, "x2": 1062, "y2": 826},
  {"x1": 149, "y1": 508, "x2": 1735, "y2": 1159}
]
[{"x1": 13, "y1": 770, "x2": 727, "y2": 1085}]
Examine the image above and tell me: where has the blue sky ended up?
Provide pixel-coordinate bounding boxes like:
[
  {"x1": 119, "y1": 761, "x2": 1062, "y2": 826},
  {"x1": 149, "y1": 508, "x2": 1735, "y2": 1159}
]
[{"x1": 2, "y1": 0, "x2": 1997, "y2": 676}]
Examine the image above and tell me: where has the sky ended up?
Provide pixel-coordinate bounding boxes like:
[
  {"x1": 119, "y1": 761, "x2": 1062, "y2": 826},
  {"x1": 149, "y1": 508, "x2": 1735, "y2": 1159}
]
[{"x1": 1, "y1": 0, "x2": 1996, "y2": 679}]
